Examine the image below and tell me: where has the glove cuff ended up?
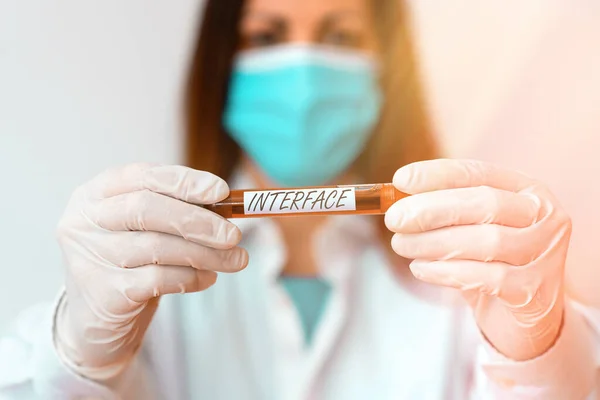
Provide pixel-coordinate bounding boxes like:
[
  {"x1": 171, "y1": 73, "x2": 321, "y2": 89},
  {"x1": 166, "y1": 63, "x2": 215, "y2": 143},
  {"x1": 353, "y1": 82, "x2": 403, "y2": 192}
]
[
  {"x1": 53, "y1": 290, "x2": 132, "y2": 382},
  {"x1": 479, "y1": 300, "x2": 596, "y2": 399}
]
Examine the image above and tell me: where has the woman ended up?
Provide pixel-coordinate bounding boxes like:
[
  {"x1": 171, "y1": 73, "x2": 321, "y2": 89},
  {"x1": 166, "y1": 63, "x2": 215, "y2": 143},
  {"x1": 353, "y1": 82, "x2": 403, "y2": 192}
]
[{"x1": 0, "y1": 0, "x2": 597, "y2": 398}]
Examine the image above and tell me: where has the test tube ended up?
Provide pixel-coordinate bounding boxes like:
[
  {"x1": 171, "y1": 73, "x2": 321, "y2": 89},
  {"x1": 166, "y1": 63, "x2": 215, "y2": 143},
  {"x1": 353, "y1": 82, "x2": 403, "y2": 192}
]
[{"x1": 203, "y1": 183, "x2": 407, "y2": 218}]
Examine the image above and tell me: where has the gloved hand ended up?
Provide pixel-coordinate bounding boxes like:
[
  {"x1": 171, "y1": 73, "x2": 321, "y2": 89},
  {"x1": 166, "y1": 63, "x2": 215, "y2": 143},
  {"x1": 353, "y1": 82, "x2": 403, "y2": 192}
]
[
  {"x1": 385, "y1": 159, "x2": 569, "y2": 361},
  {"x1": 55, "y1": 163, "x2": 248, "y2": 380}
]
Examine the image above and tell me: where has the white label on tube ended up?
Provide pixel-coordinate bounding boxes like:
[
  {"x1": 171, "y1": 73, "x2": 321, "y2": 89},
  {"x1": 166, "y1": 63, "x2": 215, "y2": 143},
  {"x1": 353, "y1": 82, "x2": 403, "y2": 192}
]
[{"x1": 243, "y1": 187, "x2": 357, "y2": 215}]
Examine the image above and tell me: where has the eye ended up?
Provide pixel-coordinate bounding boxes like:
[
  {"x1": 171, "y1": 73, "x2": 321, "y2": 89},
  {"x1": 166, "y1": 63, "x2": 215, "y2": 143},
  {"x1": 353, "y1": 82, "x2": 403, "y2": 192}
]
[
  {"x1": 322, "y1": 30, "x2": 361, "y2": 48},
  {"x1": 243, "y1": 30, "x2": 282, "y2": 49}
]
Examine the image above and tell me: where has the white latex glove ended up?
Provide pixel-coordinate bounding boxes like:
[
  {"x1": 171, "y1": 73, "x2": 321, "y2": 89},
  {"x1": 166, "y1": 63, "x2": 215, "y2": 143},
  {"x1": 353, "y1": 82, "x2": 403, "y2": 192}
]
[
  {"x1": 55, "y1": 163, "x2": 248, "y2": 380},
  {"x1": 385, "y1": 159, "x2": 569, "y2": 361}
]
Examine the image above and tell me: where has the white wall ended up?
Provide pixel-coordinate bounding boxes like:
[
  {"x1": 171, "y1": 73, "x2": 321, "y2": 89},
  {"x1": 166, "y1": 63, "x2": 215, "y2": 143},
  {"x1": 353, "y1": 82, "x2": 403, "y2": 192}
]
[
  {"x1": 2, "y1": 0, "x2": 600, "y2": 330},
  {"x1": 0, "y1": 0, "x2": 202, "y2": 330}
]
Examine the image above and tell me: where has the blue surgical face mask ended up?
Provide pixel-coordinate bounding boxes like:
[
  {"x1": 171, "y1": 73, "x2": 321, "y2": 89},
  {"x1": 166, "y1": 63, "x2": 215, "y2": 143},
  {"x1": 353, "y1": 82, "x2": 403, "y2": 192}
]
[{"x1": 223, "y1": 44, "x2": 383, "y2": 187}]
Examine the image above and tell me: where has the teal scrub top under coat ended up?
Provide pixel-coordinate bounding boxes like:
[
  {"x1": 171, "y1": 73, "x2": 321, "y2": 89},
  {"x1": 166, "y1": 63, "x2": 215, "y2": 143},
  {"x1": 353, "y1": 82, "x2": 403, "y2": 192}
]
[{"x1": 279, "y1": 276, "x2": 332, "y2": 346}]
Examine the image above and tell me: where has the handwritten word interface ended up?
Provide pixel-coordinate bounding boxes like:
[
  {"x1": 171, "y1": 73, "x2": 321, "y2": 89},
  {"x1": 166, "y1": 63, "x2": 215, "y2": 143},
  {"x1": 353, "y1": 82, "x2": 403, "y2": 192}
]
[{"x1": 243, "y1": 187, "x2": 357, "y2": 215}]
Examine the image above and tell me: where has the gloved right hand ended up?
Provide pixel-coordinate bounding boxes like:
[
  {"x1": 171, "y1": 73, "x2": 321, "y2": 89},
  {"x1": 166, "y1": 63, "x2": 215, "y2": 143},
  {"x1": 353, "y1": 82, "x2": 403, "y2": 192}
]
[{"x1": 54, "y1": 163, "x2": 248, "y2": 380}]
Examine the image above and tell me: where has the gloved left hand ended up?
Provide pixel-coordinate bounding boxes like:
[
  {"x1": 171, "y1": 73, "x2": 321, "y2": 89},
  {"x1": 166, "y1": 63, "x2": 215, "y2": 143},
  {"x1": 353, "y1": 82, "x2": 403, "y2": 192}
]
[{"x1": 385, "y1": 159, "x2": 570, "y2": 361}]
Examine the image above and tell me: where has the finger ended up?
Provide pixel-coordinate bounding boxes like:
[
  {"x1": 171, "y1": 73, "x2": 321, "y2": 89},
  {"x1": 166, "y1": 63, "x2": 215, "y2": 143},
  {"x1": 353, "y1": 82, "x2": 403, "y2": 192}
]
[
  {"x1": 390, "y1": 224, "x2": 544, "y2": 266},
  {"x1": 88, "y1": 163, "x2": 229, "y2": 204},
  {"x1": 88, "y1": 190, "x2": 241, "y2": 249},
  {"x1": 143, "y1": 165, "x2": 229, "y2": 204},
  {"x1": 101, "y1": 231, "x2": 248, "y2": 273},
  {"x1": 123, "y1": 265, "x2": 218, "y2": 302},
  {"x1": 393, "y1": 159, "x2": 536, "y2": 195},
  {"x1": 385, "y1": 186, "x2": 540, "y2": 234},
  {"x1": 408, "y1": 259, "x2": 513, "y2": 300},
  {"x1": 87, "y1": 163, "x2": 156, "y2": 199},
  {"x1": 409, "y1": 259, "x2": 537, "y2": 307}
]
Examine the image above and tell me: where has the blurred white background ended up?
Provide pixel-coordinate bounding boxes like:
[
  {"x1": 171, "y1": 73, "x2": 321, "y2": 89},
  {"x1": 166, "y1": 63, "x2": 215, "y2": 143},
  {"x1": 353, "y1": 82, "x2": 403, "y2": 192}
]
[
  {"x1": 0, "y1": 0, "x2": 202, "y2": 331},
  {"x1": 1, "y1": 0, "x2": 599, "y2": 331}
]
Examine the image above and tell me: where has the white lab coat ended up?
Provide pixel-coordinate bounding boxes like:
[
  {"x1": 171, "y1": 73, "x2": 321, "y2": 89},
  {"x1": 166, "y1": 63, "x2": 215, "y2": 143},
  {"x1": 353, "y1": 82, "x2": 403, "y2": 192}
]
[{"x1": 0, "y1": 175, "x2": 599, "y2": 399}]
